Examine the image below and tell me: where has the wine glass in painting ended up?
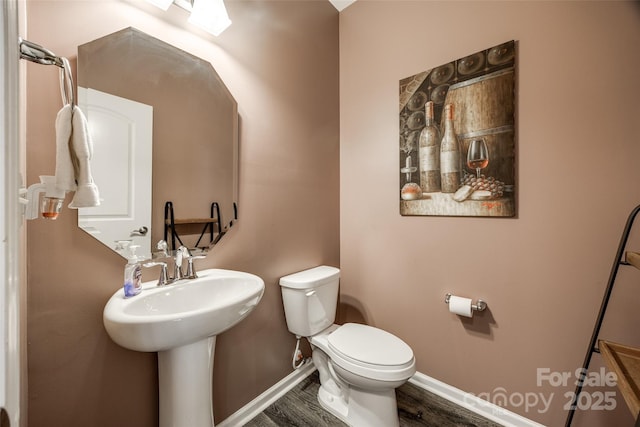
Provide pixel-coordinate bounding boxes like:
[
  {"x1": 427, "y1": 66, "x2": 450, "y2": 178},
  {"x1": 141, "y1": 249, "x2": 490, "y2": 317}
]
[{"x1": 467, "y1": 138, "x2": 489, "y2": 178}]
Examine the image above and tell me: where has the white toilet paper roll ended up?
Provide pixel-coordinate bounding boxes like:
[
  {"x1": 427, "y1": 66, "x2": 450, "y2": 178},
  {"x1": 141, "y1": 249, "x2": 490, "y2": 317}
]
[{"x1": 448, "y1": 295, "x2": 473, "y2": 317}]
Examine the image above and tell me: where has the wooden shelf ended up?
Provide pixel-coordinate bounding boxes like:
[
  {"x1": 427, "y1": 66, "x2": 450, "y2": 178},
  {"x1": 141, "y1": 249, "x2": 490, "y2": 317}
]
[
  {"x1": 166, "y1": 218, "x2": 218, "y2": 225},
  {"x1": 626, "y1": 252, "x2": 640, "y2": 270},
  {"x1": 164, "y1": 201, "x2": 222, "y2": 251},
  {"x1": 599, "y1": 340, "x2": 640, "y2": 418}
]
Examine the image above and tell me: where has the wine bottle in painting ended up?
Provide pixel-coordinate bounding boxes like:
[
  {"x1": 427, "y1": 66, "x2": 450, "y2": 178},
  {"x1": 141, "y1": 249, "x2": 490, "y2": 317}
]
[
  {"x1": 418, "y1": 101, "x2": 441, "y2": 192},
  {"x1": 440, "y1": 103, "x2": 461, "y2": 193}
]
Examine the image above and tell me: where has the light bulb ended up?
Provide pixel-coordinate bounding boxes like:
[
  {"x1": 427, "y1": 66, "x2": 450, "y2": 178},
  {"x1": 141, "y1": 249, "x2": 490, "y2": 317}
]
[{"x1": 188, "y1": 0, "x2": 232, "y2": 36}]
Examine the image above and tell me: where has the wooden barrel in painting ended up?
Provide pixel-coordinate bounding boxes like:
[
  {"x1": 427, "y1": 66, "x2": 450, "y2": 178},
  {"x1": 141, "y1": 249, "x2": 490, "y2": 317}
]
[{"x1": 443, "y1": 68, "x2": 515, "y2": 186}]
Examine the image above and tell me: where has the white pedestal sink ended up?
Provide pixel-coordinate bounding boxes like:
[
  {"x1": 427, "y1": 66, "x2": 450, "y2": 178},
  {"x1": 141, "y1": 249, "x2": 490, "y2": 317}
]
[{"x1": 103, "y1": 268, "x2": 265, "y2": 427}]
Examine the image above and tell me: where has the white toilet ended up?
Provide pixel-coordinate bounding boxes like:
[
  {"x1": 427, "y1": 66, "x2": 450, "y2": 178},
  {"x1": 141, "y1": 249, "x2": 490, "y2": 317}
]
[{"x1": 279, "y1": 266, "x2": 416, "y2": 427}]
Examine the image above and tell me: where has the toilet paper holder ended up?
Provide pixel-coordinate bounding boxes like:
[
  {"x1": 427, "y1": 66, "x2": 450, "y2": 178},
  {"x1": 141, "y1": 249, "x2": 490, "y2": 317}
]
[{"x1": 445, "y1": 293, "x2": 487, "y2": 312}]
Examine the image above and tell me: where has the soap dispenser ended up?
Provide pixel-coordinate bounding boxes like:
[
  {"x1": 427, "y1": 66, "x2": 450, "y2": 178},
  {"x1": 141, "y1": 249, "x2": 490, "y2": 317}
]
[{"x1": 123, "y1": 245, "x2": 143, "y2": 298}]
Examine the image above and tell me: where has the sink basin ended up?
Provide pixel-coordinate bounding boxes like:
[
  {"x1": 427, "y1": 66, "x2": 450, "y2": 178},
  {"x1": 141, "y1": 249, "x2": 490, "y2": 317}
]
[
  {"x1": 103, "y1": 268, "x2": 265, "y2": 427},
  {"x1": 104, "y1": 268, "x2": 265, "y2": 352}
]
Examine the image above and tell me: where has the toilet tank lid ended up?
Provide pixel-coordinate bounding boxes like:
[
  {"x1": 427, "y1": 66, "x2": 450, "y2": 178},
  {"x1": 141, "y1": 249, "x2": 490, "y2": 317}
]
[{"x1": 279, "y1": 265, "x2": 340, "y2": 289}]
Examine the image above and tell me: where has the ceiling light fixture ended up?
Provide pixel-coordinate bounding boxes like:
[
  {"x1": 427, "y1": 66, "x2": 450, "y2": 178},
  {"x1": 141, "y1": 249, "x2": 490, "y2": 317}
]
[
  {"x1": 146, "y1": 0, "x2": 232, "y2": 36},
  {"x1": 146, "y1": 0, "x2": 174, "y2": 11},
  {"x1": 188, "y1": 0, "x2": 232, "y2": 37}
]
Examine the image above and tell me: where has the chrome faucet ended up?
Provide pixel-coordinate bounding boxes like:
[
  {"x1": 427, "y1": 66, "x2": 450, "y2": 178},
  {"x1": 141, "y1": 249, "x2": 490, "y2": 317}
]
[
  {"x1": 185, "y1": 254, "x2": 206, "y2": 279},
  {"x1": 147, "y1": 241, "x2": 205, "y2": 285},
  {"x1": 173, "y1": 246, "x2": 189, "y2": 280},
  {"x1": 142, "y1": 261, "x2": 171, "y2": 286}
]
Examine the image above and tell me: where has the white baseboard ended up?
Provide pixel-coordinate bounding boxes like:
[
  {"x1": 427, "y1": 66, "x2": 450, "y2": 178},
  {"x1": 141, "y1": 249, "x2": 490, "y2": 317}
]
[
  {"x1": 217, "y1": 365, "x2": 545, "y2": 427},
  {"x1": 409, "y1": 372, "x2": 546, "y2": 427},
  {"x1": 216, "y1": 360, "x2": 315, "y2": 427}
]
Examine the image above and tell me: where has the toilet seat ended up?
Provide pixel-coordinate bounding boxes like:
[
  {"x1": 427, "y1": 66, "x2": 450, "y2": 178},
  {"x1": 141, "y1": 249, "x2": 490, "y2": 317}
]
[{"x1": 311, "y1": 323, "x2": 415, "y2": 382}]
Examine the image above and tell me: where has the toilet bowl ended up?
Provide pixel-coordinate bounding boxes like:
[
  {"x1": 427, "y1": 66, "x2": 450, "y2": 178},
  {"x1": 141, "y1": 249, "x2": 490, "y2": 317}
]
[{"x1": 279, "y1": 266, "x2": 416, "y2": 427}]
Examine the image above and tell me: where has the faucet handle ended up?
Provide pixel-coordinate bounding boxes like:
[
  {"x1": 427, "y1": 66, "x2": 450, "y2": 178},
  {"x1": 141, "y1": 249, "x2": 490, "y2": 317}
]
[
  {"x1": 173, "y1": 261, "x2": 183, "y2": 281},
  {"x1": 143, "y1": 261, "x2": 171, "y2": 286},
  {"x1": 185, "y1": 255, "x2": 206, "y2": 279},
  {"x1": 175, "y1": 246, "x2": 189, "y2": 266},
  {"x1": 173, "y1": 246, "x2": 189, "y2": 280},
  {"x1": 156, "y1": 240, "x2": 169, "y2": 257}
]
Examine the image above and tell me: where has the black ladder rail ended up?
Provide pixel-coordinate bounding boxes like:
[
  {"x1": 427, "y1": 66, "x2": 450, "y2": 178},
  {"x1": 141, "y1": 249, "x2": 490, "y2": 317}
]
[
  {"x1": 165, "y1": 201, "x2": 221, "y2": 251},
  {"x1": 565, "y1": 204, "x2": 640, "y2": 426},
  {"x1": 164, "y1": 201, "x2": 184, "y2": 251},
  {"x1": 194, "y1": 202, "x2": 221, "y2": 249}
]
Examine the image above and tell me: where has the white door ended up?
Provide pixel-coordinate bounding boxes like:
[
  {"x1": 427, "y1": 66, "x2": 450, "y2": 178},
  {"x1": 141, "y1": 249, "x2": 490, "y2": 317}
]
[
  {"x1": 77, "y1": 88, "x2": 153, "y2": 260},
  {"x1": 2, "y1": 1, "x2": 22, "y2": 424}
]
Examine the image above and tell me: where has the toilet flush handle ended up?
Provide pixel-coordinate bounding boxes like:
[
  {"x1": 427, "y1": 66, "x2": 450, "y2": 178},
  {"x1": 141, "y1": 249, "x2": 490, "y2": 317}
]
[{"x1": 305, "y1": 290, "x2": 316, "y2": 297}]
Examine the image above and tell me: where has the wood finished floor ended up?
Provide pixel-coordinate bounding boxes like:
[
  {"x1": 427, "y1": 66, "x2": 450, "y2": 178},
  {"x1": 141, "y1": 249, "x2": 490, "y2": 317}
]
[{"x1": 244, "y1": 371, "x2": 504, "y2": 427}]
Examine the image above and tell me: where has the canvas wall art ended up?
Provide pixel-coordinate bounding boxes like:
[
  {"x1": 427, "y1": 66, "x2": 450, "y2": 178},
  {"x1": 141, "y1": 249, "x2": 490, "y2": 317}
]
[{"x1": 399, "y1": 40, "x2": 516, "y2": 217}]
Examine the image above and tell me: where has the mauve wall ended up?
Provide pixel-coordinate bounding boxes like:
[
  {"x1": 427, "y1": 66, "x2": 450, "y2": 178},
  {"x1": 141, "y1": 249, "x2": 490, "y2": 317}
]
[
  {"x1": 339, "y1": 1, "x2": 640, "y2": 426},
  {"x1": 25, "y1": 0, "x2": 339, "y2": 425}
]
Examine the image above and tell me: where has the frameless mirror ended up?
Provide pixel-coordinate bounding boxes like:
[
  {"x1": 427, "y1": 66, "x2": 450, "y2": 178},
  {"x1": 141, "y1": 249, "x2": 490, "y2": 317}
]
[{"x1": 77, "y1": 27, "x2": 238, "y2": 260}]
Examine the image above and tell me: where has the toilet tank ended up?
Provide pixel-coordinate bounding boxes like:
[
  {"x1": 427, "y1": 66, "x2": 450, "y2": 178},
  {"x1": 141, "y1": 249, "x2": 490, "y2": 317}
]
[{"x1": 279, "y1": 266, "x2": 340, "y2": 337}]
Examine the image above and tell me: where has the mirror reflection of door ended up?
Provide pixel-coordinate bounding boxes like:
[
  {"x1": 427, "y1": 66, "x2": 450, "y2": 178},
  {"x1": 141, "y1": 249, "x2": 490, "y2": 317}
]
[{"x1": 78, "y1": 87, "x2": 153, "y2": 260}]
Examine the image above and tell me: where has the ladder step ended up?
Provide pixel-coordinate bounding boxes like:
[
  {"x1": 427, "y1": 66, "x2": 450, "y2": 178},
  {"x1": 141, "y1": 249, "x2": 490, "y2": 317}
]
[{"x1": 626, "y1": 252, "x2": 640, "y2": 270}]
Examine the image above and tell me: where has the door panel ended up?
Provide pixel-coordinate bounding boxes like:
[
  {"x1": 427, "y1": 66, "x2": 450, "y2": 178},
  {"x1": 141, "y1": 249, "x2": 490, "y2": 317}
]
[{"x1": 78, "y1": 87, "x2": 153, "y2": 259}]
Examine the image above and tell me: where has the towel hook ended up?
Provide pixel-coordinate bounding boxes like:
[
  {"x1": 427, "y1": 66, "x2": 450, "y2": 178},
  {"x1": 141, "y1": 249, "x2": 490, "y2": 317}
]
[
  {"x1": 19, "y1": 38, "x2": 64, "y2": 67},
  {"x1": 19, "y1": 38, "x2": 75, "y2": 107}
]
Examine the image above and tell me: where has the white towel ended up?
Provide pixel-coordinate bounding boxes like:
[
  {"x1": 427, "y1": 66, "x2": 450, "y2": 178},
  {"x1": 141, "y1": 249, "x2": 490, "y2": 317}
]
[
  {"x1": 54, "y1": 104, "x2": 76, "y2": 191},
  {"x1": 68, "y1": 106, "x2": 100, "y2": 208}
]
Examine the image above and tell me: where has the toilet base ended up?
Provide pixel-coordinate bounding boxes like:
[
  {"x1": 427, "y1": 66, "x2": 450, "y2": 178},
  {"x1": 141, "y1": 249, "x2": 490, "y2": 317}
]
[
  {"x1": 317, "y1": 382, "x2": 400, "y2": 427},
  {"x1": 310, "y1": 341, "x2": 404, "y2": 427},
  {"x1": 318, "y1": 384, "x2": 349, "y2": 421}
]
